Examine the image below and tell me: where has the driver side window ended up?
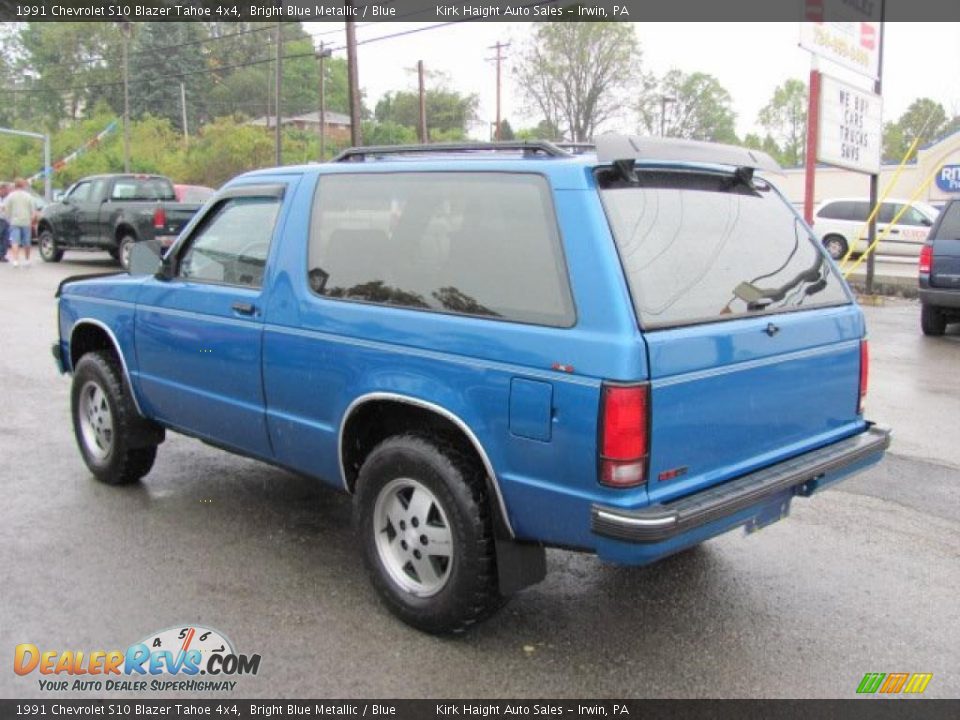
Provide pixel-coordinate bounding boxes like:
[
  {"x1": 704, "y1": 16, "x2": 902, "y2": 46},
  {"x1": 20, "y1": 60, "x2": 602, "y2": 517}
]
[{"x1": 178, "y1": 196, "x2": 280, "y2": 288}]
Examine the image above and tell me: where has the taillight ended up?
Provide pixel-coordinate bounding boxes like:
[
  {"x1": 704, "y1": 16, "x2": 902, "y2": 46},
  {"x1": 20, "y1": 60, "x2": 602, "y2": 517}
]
[
  {"x1": 919, "y1": 245, "x2": 933, "y2": 274},
  {"x1": 599, "y1": 383, "x2": 649, "y2": 488},
  {"x1": 858, "y1": 340, "x2": 869, "y2": 414},
  {"x1": 153, "y1": 206, "x2": 166, "y2": 230}
]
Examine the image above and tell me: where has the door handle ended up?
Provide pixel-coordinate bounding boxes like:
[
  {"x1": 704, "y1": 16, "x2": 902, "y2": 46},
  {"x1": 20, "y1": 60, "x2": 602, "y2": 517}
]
[
  {"x1": 231, "y1": 302, "x2": 256, "y2": 316},
  {"x1": 888, "y1": 228, "x2": 899, "y2": 234}
]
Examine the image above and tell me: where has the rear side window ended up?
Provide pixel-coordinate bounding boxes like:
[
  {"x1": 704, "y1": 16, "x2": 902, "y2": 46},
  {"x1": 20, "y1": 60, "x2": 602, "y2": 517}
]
[
  {"x1": 934, "y1": 203, "x2": 960, "y2": 239},
  {"x1": 307, "y1": 172, "x2": 574, "y2": 327},
  {"x1": 111, "y1": 177, "x2": 176, "y2": 201},
  {"x1": 818, "y1": 201, "x2": 853, "y2": 220},
  {"x1": 600, "y1": 169, "x2": 849, "y2": 329}
]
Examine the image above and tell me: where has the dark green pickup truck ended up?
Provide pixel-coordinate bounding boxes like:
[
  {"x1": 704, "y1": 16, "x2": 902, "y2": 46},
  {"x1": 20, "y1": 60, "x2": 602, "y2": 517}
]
[{"x1": 37, "y1": 174, "x2": 205, "y2": 269}]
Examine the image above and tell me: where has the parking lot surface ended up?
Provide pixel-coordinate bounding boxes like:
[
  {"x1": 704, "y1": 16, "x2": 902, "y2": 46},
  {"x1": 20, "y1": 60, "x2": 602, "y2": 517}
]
[{"x1": 2, "y1": 254, "x2": 958, "y2": 699}]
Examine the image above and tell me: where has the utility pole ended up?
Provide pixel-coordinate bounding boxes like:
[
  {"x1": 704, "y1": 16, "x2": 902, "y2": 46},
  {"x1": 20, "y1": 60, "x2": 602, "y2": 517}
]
[
  {"x1": 345, "y1": 10, "x2": 362, "y2": 146},
  {"x1": 316, "y1": 42, "x2": 332, "y2": 161},
  {"x1": 417, "y1": 60, "x2": 427, "y2": 144},
  {"x1": 275, "y1": 21, "x2": 283, "y2": 166},
  {"x1": 121, "y1": 21, "x2": 131, "y2": 172},
  {"x1": 865, "y1": 11, "x2": 886, "y2": 296},
  {"x1": 180, "y1": 82, "x2": 189, "y2": 147},
  {"x1": 802, "y1": 57, "x2": 821, "y2": 226},
  {"x1": 487, "y1": 42, "x2": 509, "y2": 141}
]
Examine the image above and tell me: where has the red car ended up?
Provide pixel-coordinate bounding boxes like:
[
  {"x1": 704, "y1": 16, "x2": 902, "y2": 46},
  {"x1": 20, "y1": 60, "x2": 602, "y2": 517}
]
[{"x1": 173, "y1": 184, "x2": 215, "y2": 204}]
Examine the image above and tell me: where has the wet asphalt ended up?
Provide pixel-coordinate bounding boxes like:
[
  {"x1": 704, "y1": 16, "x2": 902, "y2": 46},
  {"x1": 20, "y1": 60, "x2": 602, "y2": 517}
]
[{"x1": 1, "y1": 253, "x2": 957, "y2": 699}]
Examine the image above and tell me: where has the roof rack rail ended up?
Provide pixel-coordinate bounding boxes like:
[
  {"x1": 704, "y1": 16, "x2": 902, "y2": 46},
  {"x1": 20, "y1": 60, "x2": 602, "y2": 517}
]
[
  {"x1": 554, "y1": 142, "x2": 596, "y2": 154},
  {"x1": 332, "y1": 141, "x2": 570, "y2": 162}
]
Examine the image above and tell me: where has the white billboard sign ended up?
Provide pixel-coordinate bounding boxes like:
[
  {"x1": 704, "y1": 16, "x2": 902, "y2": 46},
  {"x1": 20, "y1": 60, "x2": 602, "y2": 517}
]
[
  {"x1": 817, "y1": 74, "x2": 882, "y2": 175},
  {"x1": 800, "y1": 21, "x2": 881, "y2": 80}
]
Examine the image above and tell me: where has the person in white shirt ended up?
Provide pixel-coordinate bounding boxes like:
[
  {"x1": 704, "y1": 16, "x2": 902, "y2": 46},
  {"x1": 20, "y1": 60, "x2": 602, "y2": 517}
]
[{"x1": 5, "y1": 178, "x2": 37, "y2": 267}]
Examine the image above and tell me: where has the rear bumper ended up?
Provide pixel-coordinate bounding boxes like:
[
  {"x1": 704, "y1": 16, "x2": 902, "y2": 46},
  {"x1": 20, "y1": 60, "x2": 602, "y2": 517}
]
[
  {"x1": 919, "y1": 287, "x2": 960, "y2": 309},
  {"x1": 591, "y1": 423, "x2": 891, "y2": 545}
]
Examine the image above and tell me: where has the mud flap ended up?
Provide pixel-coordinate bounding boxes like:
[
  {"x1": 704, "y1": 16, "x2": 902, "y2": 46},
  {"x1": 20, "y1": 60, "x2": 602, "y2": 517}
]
[{"x1": 495, "y1": 539, "x2": 547, "y2": 595}]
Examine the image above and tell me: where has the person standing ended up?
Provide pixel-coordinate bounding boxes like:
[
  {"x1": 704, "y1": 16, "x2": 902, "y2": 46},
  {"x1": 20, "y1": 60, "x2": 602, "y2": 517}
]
[
  {"x1": 6, "y1": 178, "x2": 37, "y2": 268},
  {"x1": 0, "y1": 182, "x2": 10, "y2": 262}
]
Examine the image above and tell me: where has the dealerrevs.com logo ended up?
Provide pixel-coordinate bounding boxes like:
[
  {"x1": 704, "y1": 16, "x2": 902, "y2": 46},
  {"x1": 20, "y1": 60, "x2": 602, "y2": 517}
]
[{"x1": 14, "y1": 625, "x2": 261, "y2": 692}]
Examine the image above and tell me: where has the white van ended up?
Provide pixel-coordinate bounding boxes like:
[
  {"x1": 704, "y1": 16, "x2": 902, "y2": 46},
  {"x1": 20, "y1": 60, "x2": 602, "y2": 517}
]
[{"x1": 812, "y1": 198, "x2": 940, "y2": 259}]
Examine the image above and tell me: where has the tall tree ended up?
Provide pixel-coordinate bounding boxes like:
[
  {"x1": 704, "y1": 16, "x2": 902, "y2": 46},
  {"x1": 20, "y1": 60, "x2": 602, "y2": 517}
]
[
  {"x1": 13, "y1": 22, "x2": 124, "y2": 127},
  {"x1": 375, "y1": 86, "x2": 478, "y2": 137},
  {"x1": 129, "y1": 22, "x2": 209, "y2": 131},
  {"x1": 758, "y1": 78, "x2": 807, "y2": 167},
  {"x1": 638, "y1": 70, "x2": 737, "y2": 143},
  {"x1": 882, "y1": 98, "x2": 948, "y2": 162},
  {"x1": 514, "y1": 22, "x2": 644, "y2": 142}
]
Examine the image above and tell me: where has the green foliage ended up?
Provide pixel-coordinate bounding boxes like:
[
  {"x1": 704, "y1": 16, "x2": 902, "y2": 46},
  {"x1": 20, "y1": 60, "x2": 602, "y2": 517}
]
[
  {"x1": 639, "y1": 70, "x2": 737, "y2": 144},
  {"x1": 758, "y1": 78, "x2": 807, "y2": 167},
  {"x1": 361, "y1": 120, "x2": 417, "y2": 146},
  {"x1": 882, "y1": 98, "x2": 950, "y2": 162},
  {"x1": 497, "y1": 119, "x2": 515, "y2": 141},
  {"x1": 374, "y1": 87, "x2": 478, "y2": 137},
  {"x1": 514, "y1": 22, "x2": 644, "y2": 142},
  {"x1": 130, "y1": 23, "x2": 209, "y2": 131}
]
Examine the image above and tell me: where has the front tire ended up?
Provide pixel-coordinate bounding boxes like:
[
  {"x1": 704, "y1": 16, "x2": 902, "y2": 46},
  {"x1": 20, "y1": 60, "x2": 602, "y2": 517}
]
[
  {"x1": 921, "y1": 304, "x2": 947, "y2": 336},
  {"x1": 822, "y1": 234, "x2": 848, "y2": 261},
  {"x1": 355, "y1": 434, "x2": 502, "y2": 634},
  {"x1": 71, "y1": 352, "x2": 159, "y2": 485},
  {"x1": 38, "y1": 230, "x2": 63, "y2": 263}
]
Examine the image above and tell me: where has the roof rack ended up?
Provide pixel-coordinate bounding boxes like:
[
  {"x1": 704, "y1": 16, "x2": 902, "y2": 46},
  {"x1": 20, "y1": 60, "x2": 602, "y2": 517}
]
[
  {"x1": 554, "y1": 142, "x2": 596, "y2": 154},
  {"x1": 332, "y1": 141, "x2": 570, "y2": 162}
]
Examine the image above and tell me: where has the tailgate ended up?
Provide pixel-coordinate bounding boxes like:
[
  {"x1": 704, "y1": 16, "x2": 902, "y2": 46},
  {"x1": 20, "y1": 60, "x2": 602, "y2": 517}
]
[
  {"x1": 931, "y1": 239, "x2": 960, "y2": 289},
  {"x1": 160, "y1": 203, "x2": 202, "y2": 235},
  {"x1": 598, "y1": 164, "x2": 863, "y2": 505},
  {"x1": 643, "y1": 305, "x2": 864, "y2": 504}
]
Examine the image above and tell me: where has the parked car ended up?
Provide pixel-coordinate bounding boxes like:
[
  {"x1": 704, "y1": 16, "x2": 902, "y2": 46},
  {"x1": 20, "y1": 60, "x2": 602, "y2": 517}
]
[
  {"x1": 37, "y1": 174, "x2": 204, "y2": 269},
  {"x1": 919, "y1": 199, "x2": 960, "y2": 335},
  {"x1": 174, "y1": 183, "x2": 216, "y2": 204},
  {"x1": 51, "y1": 137, "x2": 889, "y2": 634},
  {"x1": 813, "y1": 197, "x2": 939, "y2": 259}
]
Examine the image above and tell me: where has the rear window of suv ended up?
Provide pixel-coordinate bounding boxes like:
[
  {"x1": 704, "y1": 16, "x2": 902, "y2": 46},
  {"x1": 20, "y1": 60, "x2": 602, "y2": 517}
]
[
  {"x1": 933, "y1": 202, "x2": 960, "y2": 239},
  {"x1": 307, "y1": 172, "x2": 575, "y2": 327},
  {"x1": 600, "y1": 168, "x2": 849, "y2": 329}
]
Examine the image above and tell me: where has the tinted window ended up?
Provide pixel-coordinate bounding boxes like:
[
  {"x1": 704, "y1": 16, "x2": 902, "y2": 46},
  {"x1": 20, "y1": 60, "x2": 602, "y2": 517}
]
[
  {"x1": 307, "y1": 173, "x2": 574, "y2": 327},
  {"x1": 878, "y1": 203, "x2": 897, "y2": 224},
  {"x1": 600, "y1": 169, "x2": 849, "y2": 328},
  {"x1": 68, "y1": 182, "x2": 91, "y2": 203},
  {"x1": 111, "y1": 177, "x2": 176, "y2": 201},
  {"x1": 934, "y1": 203, "x2": 960, "y2": 239},
  {"x1": 818, "y1": 201, "x2": 854, "y2": 220},
  {"x1": 895, "y1": 204, "x2": 931, "y2": 227},
  {"x1": 179, "y1": 197, "x2": 280, "y2": 287}
]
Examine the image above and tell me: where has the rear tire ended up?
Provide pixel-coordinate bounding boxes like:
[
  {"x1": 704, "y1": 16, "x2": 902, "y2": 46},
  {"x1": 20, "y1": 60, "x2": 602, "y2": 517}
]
[
  {"x1": 38, "y1": 230, "x2": 63, "y2": 263},
  {"x1": 71, "y1": 351, "x2": 160, "y2": 485},
  {"x1": 117, "y1": 235, "x2": 137, "y2": 271},
  {"x1": 822, "y1": 234, "x2": 848, "y2": 261},
  {"x1": 355, "y1": 434, "x2": 502, "y2": 634},
  {"x1": 921, "y1": 304, "x2": 947, "y2": 336}
]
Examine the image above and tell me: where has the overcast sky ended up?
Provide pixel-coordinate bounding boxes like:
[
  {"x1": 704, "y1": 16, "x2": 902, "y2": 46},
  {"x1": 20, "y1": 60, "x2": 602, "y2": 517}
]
[{"x1": 304, "y1": 22, "x2": 960, "y2": 139}]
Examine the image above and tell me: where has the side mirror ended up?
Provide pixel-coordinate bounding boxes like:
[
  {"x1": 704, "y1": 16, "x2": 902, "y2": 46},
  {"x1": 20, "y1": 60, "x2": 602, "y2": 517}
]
[
  {"x1": 922, "y1": 217, "x2": 933, "y2": 227},
  {"x1": 128, "y1": 239, "x2": 164, "y2": 276}
]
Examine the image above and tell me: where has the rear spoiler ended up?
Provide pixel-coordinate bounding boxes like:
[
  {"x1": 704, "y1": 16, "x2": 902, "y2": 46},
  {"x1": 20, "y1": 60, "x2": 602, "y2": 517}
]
[{"x1": 596, "y1": 135, "x2": 782, "y2": 181}]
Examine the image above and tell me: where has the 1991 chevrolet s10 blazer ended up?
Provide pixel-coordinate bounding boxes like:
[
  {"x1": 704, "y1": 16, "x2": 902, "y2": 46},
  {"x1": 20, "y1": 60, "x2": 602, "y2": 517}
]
[{"x1": 53, "y1": 136, "x2": 890, "y2": 633}]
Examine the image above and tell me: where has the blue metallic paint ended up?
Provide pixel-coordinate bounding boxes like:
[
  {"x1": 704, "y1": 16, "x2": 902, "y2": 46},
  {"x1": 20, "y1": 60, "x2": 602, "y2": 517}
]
[{"x1": 54, "y1": 155, "x2": 883, "y2": 564}]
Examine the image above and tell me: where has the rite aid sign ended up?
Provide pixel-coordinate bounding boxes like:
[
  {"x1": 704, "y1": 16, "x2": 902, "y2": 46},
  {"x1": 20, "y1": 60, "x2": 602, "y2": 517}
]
[{"x1": 936, "y1": 165, "x2": 960, "y2": 193}]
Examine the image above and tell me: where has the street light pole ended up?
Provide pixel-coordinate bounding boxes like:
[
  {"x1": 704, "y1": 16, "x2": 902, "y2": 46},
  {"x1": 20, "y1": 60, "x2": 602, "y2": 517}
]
[{"x1": 121, "y1": 21, "x2": 131, "y2": 172}]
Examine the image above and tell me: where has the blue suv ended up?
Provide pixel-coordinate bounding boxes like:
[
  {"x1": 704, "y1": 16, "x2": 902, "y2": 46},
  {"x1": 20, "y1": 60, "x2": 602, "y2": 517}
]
[{"x1": 53, "y1": 137, "x2": 890, "y2": 633}]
